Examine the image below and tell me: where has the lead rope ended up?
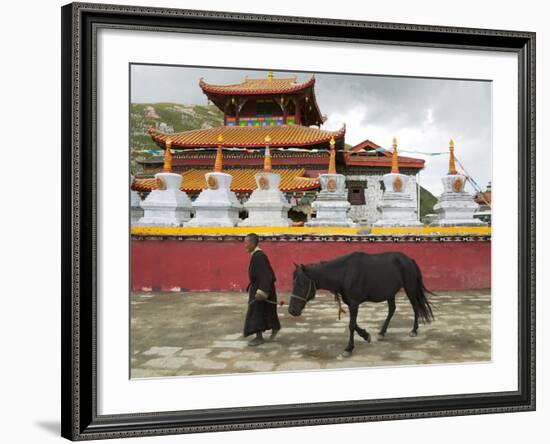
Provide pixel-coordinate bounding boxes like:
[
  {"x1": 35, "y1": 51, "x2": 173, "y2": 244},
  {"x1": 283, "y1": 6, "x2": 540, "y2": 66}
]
[{"x1": 333, "y1": 292, "x2": 347, "y2": 320}]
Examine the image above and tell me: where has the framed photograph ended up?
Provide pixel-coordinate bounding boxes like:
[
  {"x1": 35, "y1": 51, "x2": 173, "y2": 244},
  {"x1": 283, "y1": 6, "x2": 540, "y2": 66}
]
[{"x1": 61, "y1": 2, "x2": 535, "y2": 440}]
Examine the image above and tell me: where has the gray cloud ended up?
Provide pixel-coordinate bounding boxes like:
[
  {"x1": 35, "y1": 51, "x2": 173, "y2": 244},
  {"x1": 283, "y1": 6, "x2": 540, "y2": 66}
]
[{"x1": 131, "y1": 64, "x2": 491, "y2": 196}]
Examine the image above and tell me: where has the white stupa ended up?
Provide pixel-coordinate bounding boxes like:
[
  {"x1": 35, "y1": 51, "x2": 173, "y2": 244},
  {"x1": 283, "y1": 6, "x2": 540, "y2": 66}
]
[
  {"x1": 137, "y1": 138, "x2": 193, "y2": 226},
  {"x1": 306, "y1": 136, "x2": 355, "y2": 227},
  {"x1": 432, "y1": 140, "x2": 486, "y2": 226},
  {"x1": 373, "y1": 138, "x2": 423, "y2": 227},
  {"x1": 239, "y1": 136, "x2": 291, "y2": 227},
  {"x1": 130, "y1": 175, "x2": 143, "y2": 225},
  {"x1": 186, "y1": 134, "x2": 243, "y2": 227}
]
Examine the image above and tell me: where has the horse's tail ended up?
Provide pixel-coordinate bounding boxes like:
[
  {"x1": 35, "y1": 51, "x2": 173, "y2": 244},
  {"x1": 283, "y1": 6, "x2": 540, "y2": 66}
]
[{"x1": 408, "y1": 259, "x2": 435, "y2": 323}]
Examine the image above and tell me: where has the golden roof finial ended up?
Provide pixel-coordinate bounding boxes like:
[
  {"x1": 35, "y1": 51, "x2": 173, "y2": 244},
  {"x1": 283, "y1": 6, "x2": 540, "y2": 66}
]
[
  {"x1": 391, "y1": 137, "x2": 399, "y2": 174},
  {"x1": 214, "y1": 134, "x2": 223, "y2": 172},
  {"x1": 267, "y1": 71, "x2": 274, "y2": 82},
  {"x1": 162, "y1": 138, "x2": 172, "y2": 173},
  {"x1": 328, "y1": 136, "x2": 337, "y2": 174},
  {"x1": 263, "y1": 135, "x2": 272, "y2": 172},
  {"x1": 448, "y1": 138, "x2": 457, "y2": 175}
]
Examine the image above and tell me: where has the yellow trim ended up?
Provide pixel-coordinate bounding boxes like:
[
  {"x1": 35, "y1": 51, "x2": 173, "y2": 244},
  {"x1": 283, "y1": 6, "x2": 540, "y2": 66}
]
[
  {"x1": 131, "y1": 225, "x2": 491, "y2": 237},
  {"x1": 369, "y1": 226, "x2": 492, "y2": 235},
  {"x1": 131, "y1": 226, "x2": 359, "y2": 236}
]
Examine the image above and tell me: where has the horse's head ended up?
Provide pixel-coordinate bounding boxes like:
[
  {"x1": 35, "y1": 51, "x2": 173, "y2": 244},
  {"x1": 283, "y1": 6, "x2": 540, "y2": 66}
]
[{"x1": 288, "y1": 263, "x2": 316, "y2": 317}]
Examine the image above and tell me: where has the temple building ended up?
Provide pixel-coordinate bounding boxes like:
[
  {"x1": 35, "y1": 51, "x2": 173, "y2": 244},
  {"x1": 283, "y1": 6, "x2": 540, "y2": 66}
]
[
  {"x1": 341, "y1": 139, "x2": 424, "y2": 224},
  {"x1": 133, "y1": 72, "x2": 425, "y2": 225},
  {"x1": 473, "y1": 182, "x2": 492, "y2": 224}
]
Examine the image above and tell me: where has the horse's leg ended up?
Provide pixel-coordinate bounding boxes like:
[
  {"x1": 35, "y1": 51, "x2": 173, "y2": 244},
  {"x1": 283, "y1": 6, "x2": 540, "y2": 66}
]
[
  {"x1": 353, "y1": 306, "x2": 371, "y2": 343},
  {"x1": 343, "y1": 305, "x2": 358, "y2": 357},
  {"x1": 410, "y1": 309, "x2": 419, "y2": 337},
  {"x1": 402, "y1": 284, "x2": 421, "y2": 337},
  {"x1": 377, "y1": 296, "x2": 396, "y2": 340}
]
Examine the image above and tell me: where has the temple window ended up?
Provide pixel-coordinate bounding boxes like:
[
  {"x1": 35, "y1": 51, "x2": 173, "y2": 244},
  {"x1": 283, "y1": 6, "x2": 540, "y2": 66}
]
[{"x1": 256, "y1": 99, "x2": 274, "y2": 116}]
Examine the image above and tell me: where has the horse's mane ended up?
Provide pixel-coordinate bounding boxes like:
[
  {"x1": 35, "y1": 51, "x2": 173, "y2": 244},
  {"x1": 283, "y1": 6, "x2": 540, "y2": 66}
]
[{"x1": 307, "y1": 252, "x2": 363, "y2": 270}]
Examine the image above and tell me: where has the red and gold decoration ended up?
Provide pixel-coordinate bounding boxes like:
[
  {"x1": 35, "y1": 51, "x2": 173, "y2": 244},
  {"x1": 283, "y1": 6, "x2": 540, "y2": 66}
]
[
  {"x1": 207, "y1": 175, "x2": 219, "y2": 190},
  {"x1": 258, "y1": 175, "x2": 270, "y2": 190},
  {"x1": 155, "y1": 176, "x2": 167, "y2": 190},
  {"x1": 392, "y1": 176, "x2": 403, "y2": 192},
  {"x1": 452, "y1": 177, "x2": 464, "y2": 192}
]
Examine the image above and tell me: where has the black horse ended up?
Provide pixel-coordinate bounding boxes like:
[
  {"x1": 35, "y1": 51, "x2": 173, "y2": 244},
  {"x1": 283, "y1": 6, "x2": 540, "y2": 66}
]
[{"x1": 288, "y1": 251, "x2": 434, "y2": 356}]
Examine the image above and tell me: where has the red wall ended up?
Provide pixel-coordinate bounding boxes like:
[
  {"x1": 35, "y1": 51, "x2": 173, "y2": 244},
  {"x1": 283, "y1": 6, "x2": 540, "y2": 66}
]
[{"x1": 131, "y1": 239, "x2": 491, "y2": 292}]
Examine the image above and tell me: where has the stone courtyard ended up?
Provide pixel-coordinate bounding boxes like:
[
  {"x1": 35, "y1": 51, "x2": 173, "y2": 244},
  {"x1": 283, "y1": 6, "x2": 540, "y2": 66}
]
[{"x1": 130, "y1": 289, "x2": 491, "y2": 378}]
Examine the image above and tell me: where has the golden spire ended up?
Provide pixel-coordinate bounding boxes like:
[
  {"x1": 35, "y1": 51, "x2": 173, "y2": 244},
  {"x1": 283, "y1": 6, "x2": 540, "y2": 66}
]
[
  {"x1": 328, "y1": 136, "x2": 337, "y2": 174},
  {"x1": 214, "y1": 134, "x2": 223, "y2": 172},
  {"x1": 391, "y1": 137, "x2": 399, "y2": 174},
  {"x1": 448, "y1": 139, "x2": 457, "y2": 175},
  {"x1": 263, "y1": 135, "x2": 272, "y2": 172},
  {"x1": 162, "y1": 138, "x2": 172, "y2": 172},
  {"x1": 267, "y1": 71, "x2": 274, "y2": 82}
]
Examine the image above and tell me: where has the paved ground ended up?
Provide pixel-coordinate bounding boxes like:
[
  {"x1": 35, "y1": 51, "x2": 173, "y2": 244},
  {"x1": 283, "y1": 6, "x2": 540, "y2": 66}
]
[{"x1": 130, "y1": 290, "x2": 491, "y2": 378}]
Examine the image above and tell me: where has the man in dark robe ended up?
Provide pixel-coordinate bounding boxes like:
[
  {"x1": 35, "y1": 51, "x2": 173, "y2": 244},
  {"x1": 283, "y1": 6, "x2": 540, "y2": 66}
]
[{"x1": 243, "y1": 233, "x2": 281, "y2": 346}]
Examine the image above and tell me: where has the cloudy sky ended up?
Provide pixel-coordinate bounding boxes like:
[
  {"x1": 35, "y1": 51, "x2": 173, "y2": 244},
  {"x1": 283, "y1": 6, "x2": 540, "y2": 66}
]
[{"x1": 131, "y1": 64, "x2": 492, "y2": 196}]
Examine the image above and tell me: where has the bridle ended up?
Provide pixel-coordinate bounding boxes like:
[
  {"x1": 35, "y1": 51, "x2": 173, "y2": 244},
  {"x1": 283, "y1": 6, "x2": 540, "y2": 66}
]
[{"x1": 290, "y1": 275, "x2": 317, "y2": 304}]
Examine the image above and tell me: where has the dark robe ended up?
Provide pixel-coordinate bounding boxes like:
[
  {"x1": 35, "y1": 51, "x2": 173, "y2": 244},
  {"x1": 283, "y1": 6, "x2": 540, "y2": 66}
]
[{"x1": 243, "y1": 249, "x2": 281, "y2": 337}]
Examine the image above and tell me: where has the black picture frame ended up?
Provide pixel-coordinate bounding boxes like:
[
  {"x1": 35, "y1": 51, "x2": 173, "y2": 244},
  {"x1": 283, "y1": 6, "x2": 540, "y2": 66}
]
[{"x1": 61, "y1": 2, "x2": 536, "y2": 440}]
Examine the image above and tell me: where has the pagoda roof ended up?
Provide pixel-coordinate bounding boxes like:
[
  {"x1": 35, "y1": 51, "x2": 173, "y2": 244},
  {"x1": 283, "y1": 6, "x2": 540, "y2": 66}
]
[
  {"x1": 132, "y1": 168, "x2": 319, "y2": 193},
  {"x1": 148, "y1": 124, "x2": 346, "y2": 149},
  {"x1": 344, "y1": 139, "x2": 425, "y2": 170},
  {"x1": 474, "y1": 191, "x2": 491, "y2": 205},
  {"x1": 199, "y1": 75, "x2": 315, "y2": 96},
  {"x1": 199, "y1": 73, "x2": 324, "y2": 126}
]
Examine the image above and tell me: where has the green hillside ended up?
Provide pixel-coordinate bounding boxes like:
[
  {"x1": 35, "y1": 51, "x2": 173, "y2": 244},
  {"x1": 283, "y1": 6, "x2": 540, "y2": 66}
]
[
  {"x1": 419, "y1": 185, "x2": 437, "y2": 218},
  {"x1": 130, "y1": 102, "x2": 224, "y2": 151}
]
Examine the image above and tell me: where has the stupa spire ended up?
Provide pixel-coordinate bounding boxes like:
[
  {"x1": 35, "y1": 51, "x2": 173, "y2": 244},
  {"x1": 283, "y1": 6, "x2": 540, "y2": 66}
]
[
  {"x1": 328, "y1": 136, "x2": 337, "y2": 174},
  {"x1": 391, "y1": 137, "x2": 399, "y2": 174},
  {"x1": 263, "y1": 135, "x2": 272, "y2": 172},
  {"x1": 448, "y1": 139, "x2": 457, "y2": 175},
  {"x1": 162, "y1": 138, "x2": 172, "y2": 173},
  {"x1": 214, "y1": 134, "x2": 224, "y2": 172}
]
